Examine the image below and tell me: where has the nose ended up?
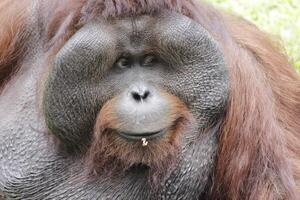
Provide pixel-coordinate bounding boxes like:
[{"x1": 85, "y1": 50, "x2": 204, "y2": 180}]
[
  {"x1": 131, "y1": 90, "x2": 150, "y2": 102},
  {"x1": 116, "y1": 83, "x2": 170, "y2": 139},
  {"x1": 130, "y1": 84, "x2": 151, "y2": 102}
]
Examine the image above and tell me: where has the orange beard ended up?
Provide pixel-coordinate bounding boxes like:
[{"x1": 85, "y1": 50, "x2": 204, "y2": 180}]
[{"x1": 86, "y1": 91, "x2": 191, "y2": 184}]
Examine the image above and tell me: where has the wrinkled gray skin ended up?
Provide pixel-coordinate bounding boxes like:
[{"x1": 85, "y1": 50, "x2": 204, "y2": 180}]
[{"x1": 0, "y1": 8, "x2": 228, "y2": 200}]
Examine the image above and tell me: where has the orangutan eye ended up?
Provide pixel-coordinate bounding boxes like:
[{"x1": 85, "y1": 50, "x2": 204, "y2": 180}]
[
  {"x1": 142, "y1": 54, "x2": 158, "y2": 66},
  {"x1": 115, "y1": 57, "x2": 131, "y2": 69}
]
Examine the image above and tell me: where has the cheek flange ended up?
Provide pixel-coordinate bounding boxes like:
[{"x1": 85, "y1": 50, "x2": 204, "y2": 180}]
[
  {"x1": 42, "y1": 22, "x2": 118, "y2": 149},
  {"x1": 153, "y1": 11, "x2": 229, "y2": 125}
]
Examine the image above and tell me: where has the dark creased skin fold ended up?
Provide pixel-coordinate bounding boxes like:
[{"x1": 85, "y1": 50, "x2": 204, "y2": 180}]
[{"x1": 0, "y1": 0, "x2": 300, "y2": 200}]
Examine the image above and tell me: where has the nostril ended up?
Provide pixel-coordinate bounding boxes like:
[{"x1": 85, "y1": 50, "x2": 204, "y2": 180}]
[
  {"x1": 131, "y1": 90, "x2": 151, "y2": 102},
  {"x1": 142, "y1": 90, "x2": 150, "y2": 100},
  {"x1": 132, "y1": 92, "x2": 142, "y2": 102}
]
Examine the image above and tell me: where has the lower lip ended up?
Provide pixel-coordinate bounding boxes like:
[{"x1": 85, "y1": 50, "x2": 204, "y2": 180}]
[{"x1": 118, "y1": 129, "x2": 166, "y2": 140}]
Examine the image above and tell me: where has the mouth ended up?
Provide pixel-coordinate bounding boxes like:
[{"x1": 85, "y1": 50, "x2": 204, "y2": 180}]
[
  {"x1": 118, "y1": 129, "x2": 167, "y2": 140},
  {"x1": 114, "y1": 117, "x2": 186, "y2": 141}
]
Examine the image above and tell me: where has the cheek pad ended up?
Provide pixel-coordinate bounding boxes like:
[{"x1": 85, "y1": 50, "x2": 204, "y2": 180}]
[
  {"x1": 43, "y1": 24, "x2": 117, "y2": 147},
  {"x1": 154, "y1": 12, "x2": 229, "y2": 124}
]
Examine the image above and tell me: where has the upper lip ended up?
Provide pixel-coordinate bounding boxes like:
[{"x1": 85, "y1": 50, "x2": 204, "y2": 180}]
[{"x1": 118, "y1": 129, "x2": 166, "y2": 140}]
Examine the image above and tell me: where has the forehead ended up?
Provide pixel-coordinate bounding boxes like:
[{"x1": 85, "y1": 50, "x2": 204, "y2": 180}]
[
  {"x1": 110, "y1": 15, "x2": 154, "y2": 34},
  {"x1": 85, "y1": 12, "x2": 190, "y2": 54},
  {"x1": 61, "y1": 10, "x2": 205, "y2": 61},
  {"x1": 89, "y1": 15, "x2": 157, "y2": 53},
  {"x1": 106, "y1": 15, "x2": 156, "y2": 52}
]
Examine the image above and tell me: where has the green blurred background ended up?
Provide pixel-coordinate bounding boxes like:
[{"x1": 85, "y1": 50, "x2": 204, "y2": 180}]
[{"x1": 208, "y1": 0, "x2": 300, "y2": 71}]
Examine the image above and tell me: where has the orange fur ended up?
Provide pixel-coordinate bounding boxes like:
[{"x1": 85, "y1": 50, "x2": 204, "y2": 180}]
[
  {"x1": 0, "y1": 0, "x2": 30, "y2": 89},
  {"x1": 206, "y1": 10, "x2": 300, "y2": 200}
]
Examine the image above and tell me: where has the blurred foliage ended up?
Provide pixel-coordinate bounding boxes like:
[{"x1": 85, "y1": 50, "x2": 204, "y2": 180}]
[{"x1": 208, "y1": 0, "x2": 300, "y2": 71}]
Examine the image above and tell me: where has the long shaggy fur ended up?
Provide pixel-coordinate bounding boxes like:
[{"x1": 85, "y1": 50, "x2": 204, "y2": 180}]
[
  {"x1": 1, "y1": 0, "x2": 299, "y2": 199},
  {"x1": 0, "y1": 0, "x2": 31, "y2": 90}
]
